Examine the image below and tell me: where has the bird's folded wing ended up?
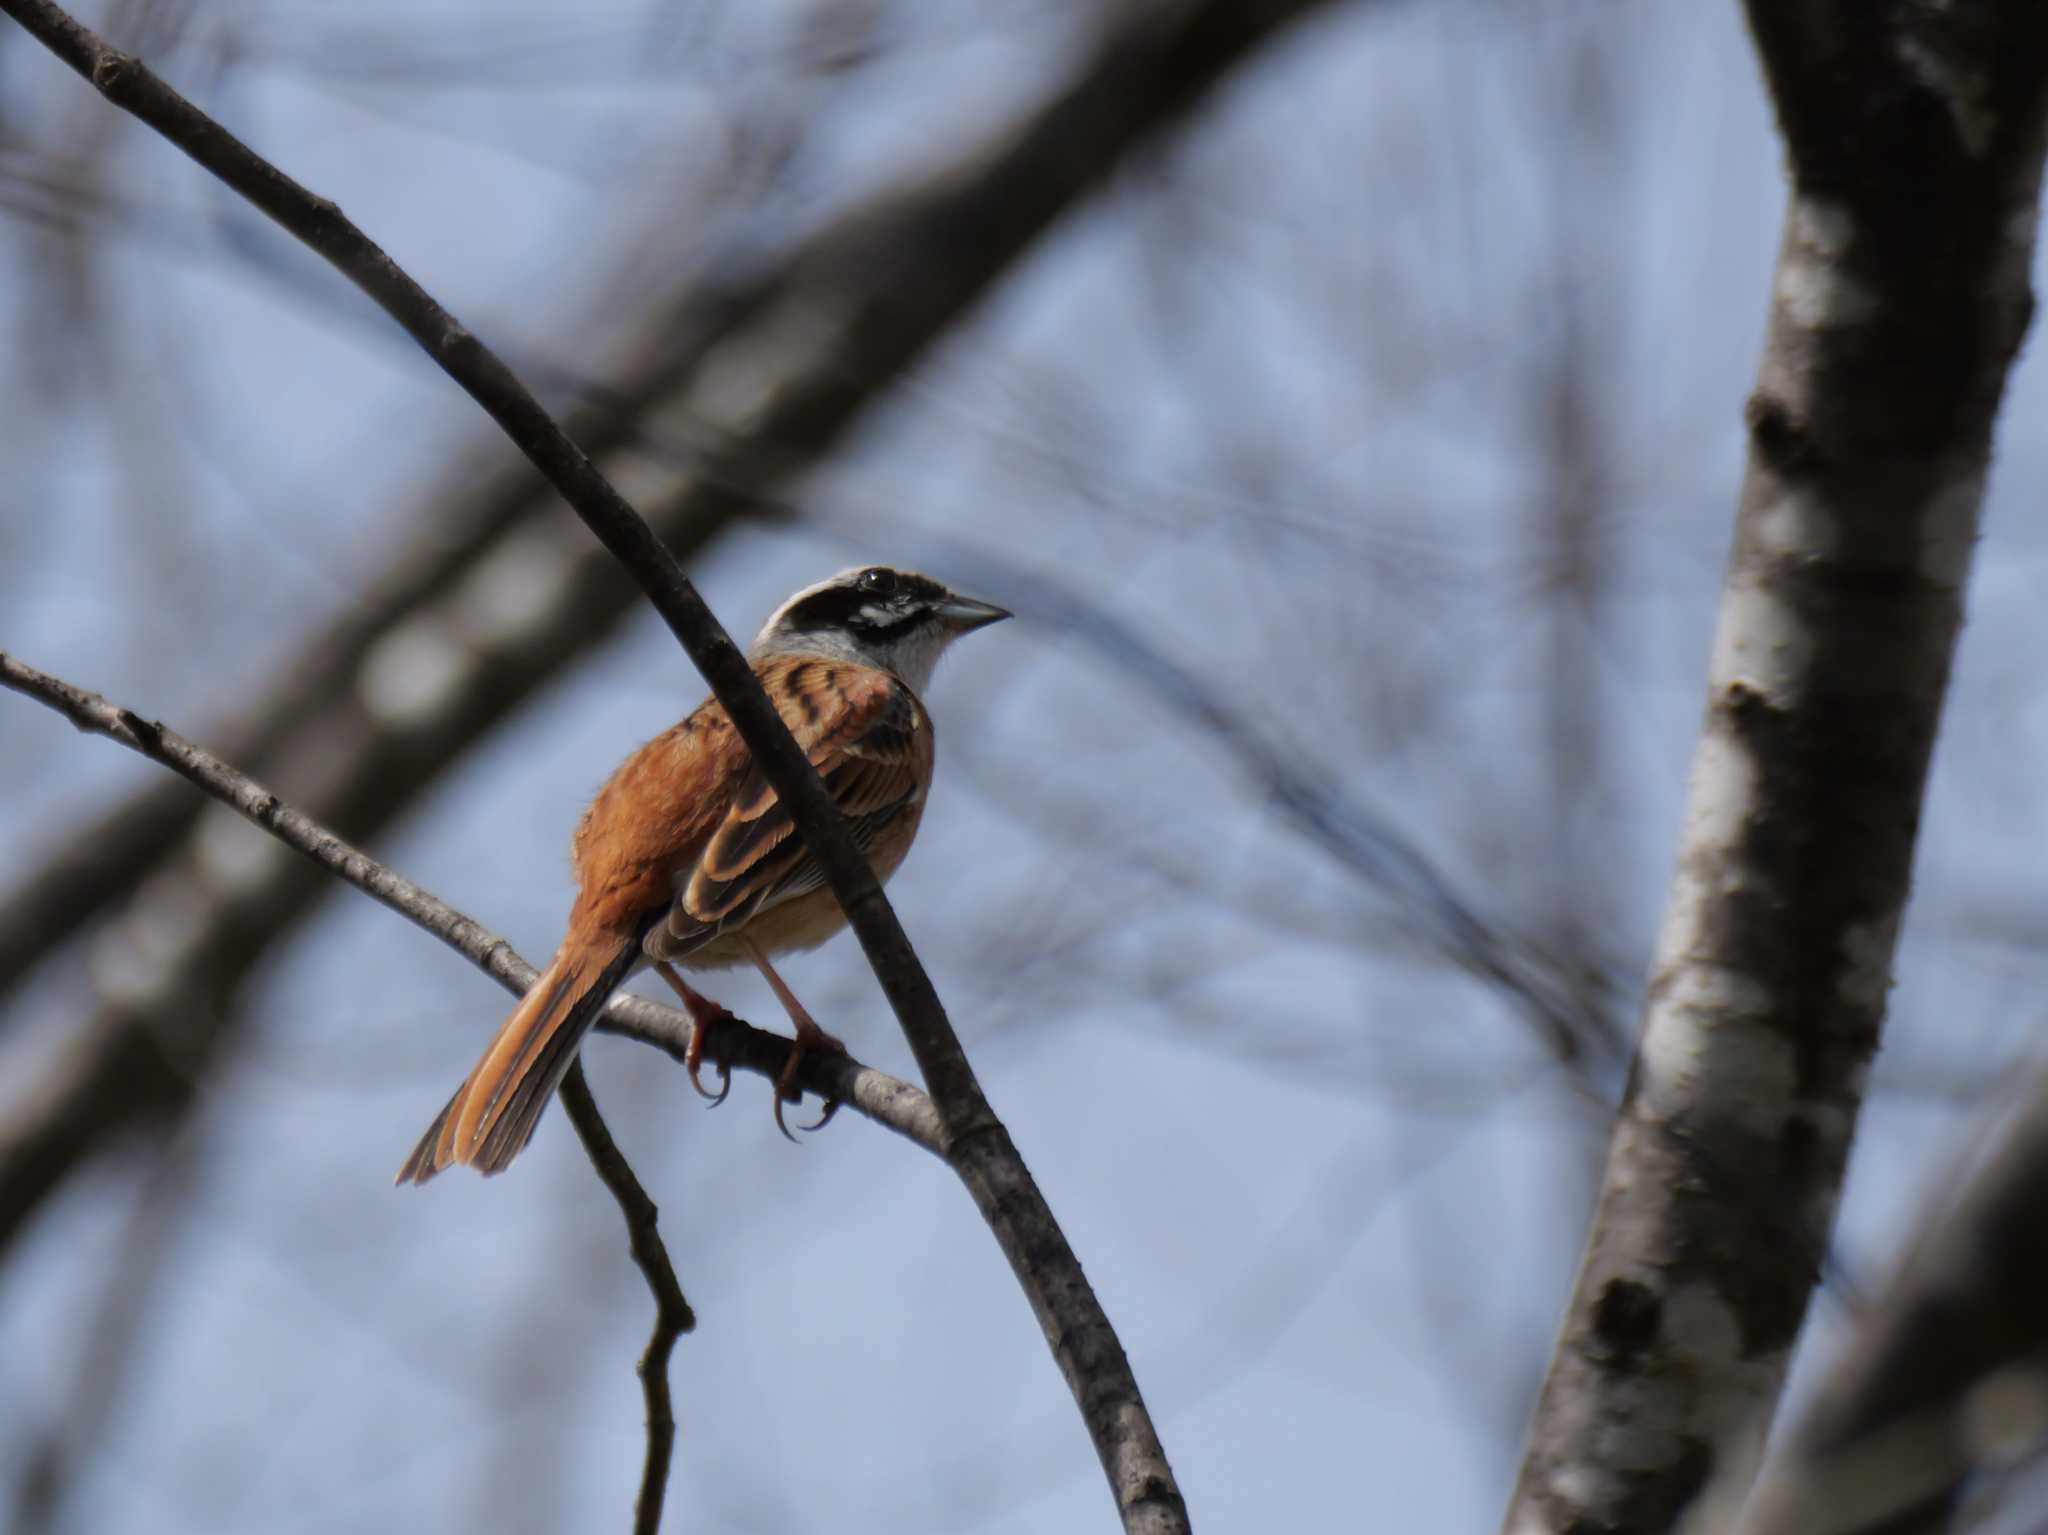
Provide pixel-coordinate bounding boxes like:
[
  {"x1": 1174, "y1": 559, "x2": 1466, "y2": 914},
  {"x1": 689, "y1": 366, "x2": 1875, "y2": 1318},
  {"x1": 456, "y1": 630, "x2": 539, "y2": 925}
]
[{"x1": 661, "y1": 660, "x2": 928, "y2": 951}]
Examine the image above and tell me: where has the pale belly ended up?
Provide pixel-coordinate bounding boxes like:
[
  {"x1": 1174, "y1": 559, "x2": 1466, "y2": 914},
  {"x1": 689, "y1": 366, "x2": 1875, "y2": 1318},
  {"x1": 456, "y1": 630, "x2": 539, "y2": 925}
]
[
  {"x1": 641, "y1": 824, "x2": 918, "y2": 972},
  {"x1": 668, "y1": 884, "x2": 856, "y2": 971}
]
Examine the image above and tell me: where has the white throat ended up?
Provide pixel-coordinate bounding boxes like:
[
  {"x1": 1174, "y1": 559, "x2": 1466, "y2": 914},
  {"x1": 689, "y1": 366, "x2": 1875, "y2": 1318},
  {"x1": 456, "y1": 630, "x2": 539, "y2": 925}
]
[{"x1": 750, "y1": 619, "x2": 951, "y2": 695}]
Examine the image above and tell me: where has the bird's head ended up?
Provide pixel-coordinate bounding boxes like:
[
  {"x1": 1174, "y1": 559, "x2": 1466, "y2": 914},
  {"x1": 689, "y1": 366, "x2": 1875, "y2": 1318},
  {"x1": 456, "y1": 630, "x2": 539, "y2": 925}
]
[{"x1": 751, "y1": 566, "x2": 1011, "y2": 691}]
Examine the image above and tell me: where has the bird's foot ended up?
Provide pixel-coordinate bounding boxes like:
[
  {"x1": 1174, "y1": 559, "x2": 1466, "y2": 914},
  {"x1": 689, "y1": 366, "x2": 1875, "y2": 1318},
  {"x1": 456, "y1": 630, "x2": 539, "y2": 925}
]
[
  {"x1": 685, "y1": 1014, "x2": 734, "y2": 1106},
  {"x1": 656, "y1": 963, "x2": 735, "y2": 1105},
  {"x1": 773, "y1": 1019, "x2": 848, "y2": 1143}
]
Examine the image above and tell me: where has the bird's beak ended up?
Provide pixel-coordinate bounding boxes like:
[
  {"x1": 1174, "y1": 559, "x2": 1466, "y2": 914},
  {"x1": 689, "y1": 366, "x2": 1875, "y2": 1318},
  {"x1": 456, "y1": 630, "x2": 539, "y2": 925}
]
[{"x1": 935, "y1": 593, "x2": 1012, "y2": 633}]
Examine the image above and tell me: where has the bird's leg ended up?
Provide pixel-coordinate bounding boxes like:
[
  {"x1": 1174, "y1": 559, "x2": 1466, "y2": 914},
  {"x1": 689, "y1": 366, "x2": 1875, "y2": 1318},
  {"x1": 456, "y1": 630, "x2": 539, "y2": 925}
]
[
  {"x1": 654, "y1": 962, "x2": 733, "y2": 1106},
  {"x1": 740, "y1": 935, "x2": 847, "y2": 1141}
]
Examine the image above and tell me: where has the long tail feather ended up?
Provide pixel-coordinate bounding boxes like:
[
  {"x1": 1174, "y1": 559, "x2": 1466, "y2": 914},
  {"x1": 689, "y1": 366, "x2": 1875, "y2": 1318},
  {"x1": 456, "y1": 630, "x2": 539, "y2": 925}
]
[{"x1": 396, "y1": 934, "x2": 640, "y2": 1184}]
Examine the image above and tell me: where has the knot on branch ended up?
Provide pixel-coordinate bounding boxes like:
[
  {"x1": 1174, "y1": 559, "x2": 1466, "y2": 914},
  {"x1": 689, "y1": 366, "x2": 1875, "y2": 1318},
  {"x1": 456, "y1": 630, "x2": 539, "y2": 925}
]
[
  {"x1": 1590, "y1": 1277, "x2": 1662, "y2": 1362},
  {"x1": 115, "y1": 708, "x2": 164, "y2": 751},
  {"x1": 1745, "y1": 393, "x2": 1818, "y2": 474},
  {"x1": 87, "y1": 47, "x2": 135, "y2": 93}
]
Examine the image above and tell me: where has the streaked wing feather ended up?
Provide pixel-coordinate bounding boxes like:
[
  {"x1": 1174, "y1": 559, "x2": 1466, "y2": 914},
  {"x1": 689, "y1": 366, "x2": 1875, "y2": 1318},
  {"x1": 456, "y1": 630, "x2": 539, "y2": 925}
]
[{"x1": 663, "y1": 663, "x2": 924, "y2": 954}]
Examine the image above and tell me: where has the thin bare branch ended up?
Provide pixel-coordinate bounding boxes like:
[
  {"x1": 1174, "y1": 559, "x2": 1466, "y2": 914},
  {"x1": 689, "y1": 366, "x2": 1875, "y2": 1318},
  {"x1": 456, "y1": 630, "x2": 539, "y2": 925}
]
[{"x1": 558, "y1": 1063, "x2": 695, "y2": 1535}]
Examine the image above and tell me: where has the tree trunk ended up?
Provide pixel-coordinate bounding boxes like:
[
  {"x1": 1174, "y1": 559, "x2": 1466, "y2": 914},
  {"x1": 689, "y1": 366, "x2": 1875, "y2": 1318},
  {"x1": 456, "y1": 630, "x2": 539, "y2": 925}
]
[{"x1": 1503, "y1": 6, "x2": 2048, "y2": 1531}]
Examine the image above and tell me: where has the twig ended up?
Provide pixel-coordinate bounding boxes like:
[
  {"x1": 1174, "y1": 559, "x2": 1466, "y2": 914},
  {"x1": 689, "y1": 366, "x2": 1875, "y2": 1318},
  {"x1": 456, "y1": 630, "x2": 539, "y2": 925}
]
[
  {"x1": 0, "y1": 3, "x2": 1265, "y2": 1525},
  {"x1": 559, "y1": 1062, "x2": 694, "y2": 1535}
]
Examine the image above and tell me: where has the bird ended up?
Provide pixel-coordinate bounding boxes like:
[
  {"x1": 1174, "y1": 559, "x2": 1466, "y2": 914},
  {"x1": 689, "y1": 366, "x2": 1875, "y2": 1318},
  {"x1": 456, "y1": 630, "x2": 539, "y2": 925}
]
[{"x1": 395, "y1": 565, "x2": 1010, "y2": 1183}]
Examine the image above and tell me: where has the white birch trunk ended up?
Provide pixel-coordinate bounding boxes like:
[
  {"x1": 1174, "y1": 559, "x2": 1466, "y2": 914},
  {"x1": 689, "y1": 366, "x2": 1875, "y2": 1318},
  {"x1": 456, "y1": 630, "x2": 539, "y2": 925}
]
[{"x1": 1503, "y1": 6, "x2": 2048, "y2": 1531}]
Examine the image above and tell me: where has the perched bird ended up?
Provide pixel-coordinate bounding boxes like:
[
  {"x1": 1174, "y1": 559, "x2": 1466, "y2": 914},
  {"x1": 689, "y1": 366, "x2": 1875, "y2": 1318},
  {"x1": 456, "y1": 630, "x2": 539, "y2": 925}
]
[{"x1": 396, "y1": 566, "x2": 1010, "y2": 1183}]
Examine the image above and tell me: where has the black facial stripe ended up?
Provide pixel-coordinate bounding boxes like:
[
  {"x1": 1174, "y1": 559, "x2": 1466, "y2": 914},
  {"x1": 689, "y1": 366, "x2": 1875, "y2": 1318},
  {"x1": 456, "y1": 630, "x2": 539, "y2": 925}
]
[
  {"x1": 868, "y1": 570, "x2": 945, "y2": 603},
  {"x1": 860, "y1": 611, "x2": 930, "y2": 644},
  {"x1": 780, "y1": 586, "x2": 873, "y2": 632},
  {"x1": 780, "y1": 573, "x2": 946, "y2": 637}
]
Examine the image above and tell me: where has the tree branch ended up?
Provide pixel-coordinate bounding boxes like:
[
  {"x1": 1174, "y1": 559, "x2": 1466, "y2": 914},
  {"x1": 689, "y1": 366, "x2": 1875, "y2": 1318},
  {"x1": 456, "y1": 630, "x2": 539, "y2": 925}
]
[
  {"x1": 558, "y1": 1062, "x2": 694, "y2": 1535},
  {"x1": 1502, "y1": 5, "x2": 2048, "y2": 1532}
]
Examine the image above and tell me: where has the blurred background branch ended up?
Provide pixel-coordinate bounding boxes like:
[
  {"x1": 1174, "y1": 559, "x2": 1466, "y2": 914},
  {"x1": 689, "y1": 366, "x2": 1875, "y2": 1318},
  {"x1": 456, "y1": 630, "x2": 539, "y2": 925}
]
[{"x1": 1733, "y1": 1063, "x2": 2048, "y2": 1535}]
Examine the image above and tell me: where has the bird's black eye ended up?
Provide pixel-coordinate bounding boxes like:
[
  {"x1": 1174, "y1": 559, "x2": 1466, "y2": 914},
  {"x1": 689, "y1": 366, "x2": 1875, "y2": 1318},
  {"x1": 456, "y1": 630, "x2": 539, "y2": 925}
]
[{"x1": 857, "y1": 568, "x2": 897, "y2": 597}]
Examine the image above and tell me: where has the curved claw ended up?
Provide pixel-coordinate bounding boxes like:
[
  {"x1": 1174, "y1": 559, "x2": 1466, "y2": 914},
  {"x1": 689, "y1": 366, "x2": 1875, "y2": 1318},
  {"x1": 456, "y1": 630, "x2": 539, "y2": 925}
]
[
  {"x1": 799, "y1": 1097, "x2": 841, "y2": 1133},
  {"x1": 679, "y1": 1002, "x2": 737, "y2": 1113},
  {"x1": 771, "y1": 1042, "x2": 819, "y2": 1144},
  {"x1": 691, "y1": 1059, "x2": 732, "y2": 1107},
  {"x1": 770, "y1": 1068, "x2": 842, "y2": 1138}
]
